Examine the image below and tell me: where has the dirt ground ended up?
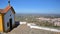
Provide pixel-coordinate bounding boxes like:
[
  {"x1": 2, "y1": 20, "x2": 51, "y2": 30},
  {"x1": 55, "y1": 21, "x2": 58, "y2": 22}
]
[{"x1": 1, "y1": 24, "x2": 60, "y2": 34}]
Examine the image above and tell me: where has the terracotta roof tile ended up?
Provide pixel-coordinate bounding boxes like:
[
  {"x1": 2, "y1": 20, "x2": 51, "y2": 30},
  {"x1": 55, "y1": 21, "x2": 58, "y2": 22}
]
[
  {"x1": 3, "y1": 5, "x2": 11, "y2": 13},
  {"x1": 0, "y1": 5, "x2": 15, "y2": 14}
]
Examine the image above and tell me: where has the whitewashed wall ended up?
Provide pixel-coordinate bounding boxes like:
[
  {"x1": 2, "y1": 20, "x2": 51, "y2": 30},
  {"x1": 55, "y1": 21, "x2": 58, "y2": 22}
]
[{"x1": 4, "y1": 9, "x2": 15, "y2": 31}]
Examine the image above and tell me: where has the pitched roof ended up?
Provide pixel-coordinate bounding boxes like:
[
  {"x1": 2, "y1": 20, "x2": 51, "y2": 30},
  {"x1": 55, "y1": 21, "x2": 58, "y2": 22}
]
[{"x1": 0, "y1": 5, "x2": 15, "y2": 14}]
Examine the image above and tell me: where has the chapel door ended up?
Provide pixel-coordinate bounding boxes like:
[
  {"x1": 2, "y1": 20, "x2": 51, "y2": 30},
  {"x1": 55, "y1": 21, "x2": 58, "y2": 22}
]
[{"x1": 9, "y1": 18, "x2": 12, "y2": 30}]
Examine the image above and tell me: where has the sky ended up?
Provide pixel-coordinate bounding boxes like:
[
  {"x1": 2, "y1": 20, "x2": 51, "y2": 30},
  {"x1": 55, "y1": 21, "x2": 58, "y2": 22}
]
[{"x1": 0, "y1": 0, "x2": 60, "y2": 14}]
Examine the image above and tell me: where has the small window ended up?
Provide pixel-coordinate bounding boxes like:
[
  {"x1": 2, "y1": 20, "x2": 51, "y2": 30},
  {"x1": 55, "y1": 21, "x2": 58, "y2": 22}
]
[
  {"x1": 10, "y1": 14, "x2": 11, "y2": 16},
  {"x1": 7, "y1": 22, "x2": 10, "y2": 27}
]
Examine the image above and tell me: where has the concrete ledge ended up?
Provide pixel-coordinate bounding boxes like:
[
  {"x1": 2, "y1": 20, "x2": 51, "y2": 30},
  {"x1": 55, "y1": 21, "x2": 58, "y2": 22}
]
[
  {"x1": 27, "y1": 23, "x2": 60, "y2": 32},
  {"x1": 20, "y1": 22, "x2": 27, "y2": 24},
  {"x1": 27, "y1": 23, "x2": 36, "y2": 26}
]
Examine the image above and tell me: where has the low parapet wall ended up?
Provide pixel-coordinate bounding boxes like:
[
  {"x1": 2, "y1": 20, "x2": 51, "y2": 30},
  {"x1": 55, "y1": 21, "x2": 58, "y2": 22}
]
[
  {"x1": 20, "y1": 22, "x2": 60, "y2": 32},
  {"x1": 27, "y1": 23, "x2": 60, "y2": 32},
  {"x1": 20, "y1": 22, "x2": 27, "y2": 24}
]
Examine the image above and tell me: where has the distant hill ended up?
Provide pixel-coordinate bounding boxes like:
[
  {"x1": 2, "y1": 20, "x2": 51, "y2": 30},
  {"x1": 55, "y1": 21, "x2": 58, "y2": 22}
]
[{"x1": 15, "y1": 14, "x2": 60, "y2": 18}]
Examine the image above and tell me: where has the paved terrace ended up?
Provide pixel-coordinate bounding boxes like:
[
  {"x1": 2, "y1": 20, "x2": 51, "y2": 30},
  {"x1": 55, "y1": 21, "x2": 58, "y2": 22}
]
[
  {"x1": 6, "y1": 23, "x2": 60, "y2": 34},
  {"x1": 1, "y1": 22, "x2": 60, "y2": 34}
]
